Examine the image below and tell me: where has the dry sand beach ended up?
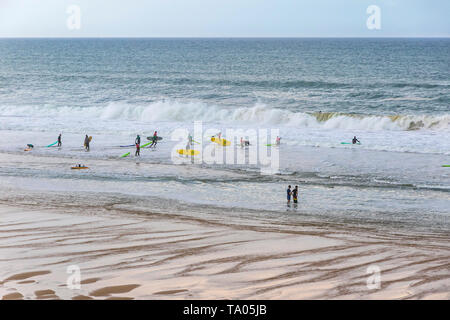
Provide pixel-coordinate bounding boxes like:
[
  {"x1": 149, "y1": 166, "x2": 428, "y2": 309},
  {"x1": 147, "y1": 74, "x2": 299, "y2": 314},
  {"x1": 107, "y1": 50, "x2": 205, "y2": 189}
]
[{"x1": 1, "y1": 192, "x2": 449, "y2": 300}]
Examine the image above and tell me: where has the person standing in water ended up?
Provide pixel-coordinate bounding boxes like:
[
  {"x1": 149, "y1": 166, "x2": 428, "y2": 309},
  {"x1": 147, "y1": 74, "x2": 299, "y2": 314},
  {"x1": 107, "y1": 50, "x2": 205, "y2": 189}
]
[
  {"x1": 57, "y1": 134, "x2": 62, "y2": 147},
  {"x1": 276, "y1": 136, "x2": 281, "y2": 145},
  {"x1": 287, "y1": 185, "x2": 292, "y2": 204},
  {"x1": 352, "y1": 136, "x2": 360, "y2": 144},
  {"x1": 135, "y1": 142, "x2": 140, "y2": 157},
  {"x1": 292, "y1": 186, "x2": 299, "y2": 204},
  {"x1": 150, "y1": 131, "x2": 158, "y2": 148},
  {"x1": 135, "y1": 134, "x2": 141, "y2": 145},
  {"x1": 84, "y1": 135, "x2": 90, "y2": 151}
]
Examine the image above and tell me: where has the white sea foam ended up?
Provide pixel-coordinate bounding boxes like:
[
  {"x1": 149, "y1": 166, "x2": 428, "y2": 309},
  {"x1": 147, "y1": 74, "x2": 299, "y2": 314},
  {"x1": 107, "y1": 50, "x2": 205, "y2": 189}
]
[{"x1": 0, "y1": 101, "x2": 449, "y2": 132}]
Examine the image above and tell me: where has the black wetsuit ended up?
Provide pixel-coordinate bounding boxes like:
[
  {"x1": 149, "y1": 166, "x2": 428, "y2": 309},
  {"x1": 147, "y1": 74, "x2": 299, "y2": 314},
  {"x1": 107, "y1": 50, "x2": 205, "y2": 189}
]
[
  {"x1": 57, "y1": 135, "x2": 61, "y2": 147},
  {"x1": 292, "y1": 188, "x2": 298, "y2": 204}
]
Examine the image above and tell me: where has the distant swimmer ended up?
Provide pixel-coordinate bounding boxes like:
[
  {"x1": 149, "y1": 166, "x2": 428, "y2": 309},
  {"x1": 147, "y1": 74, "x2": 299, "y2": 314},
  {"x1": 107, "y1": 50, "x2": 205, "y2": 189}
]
[
  {"x1": 276, "y1": 136, "x2": 281, "y2": 146},
  {"x1": 352, "y1": 136, "x2": 360, "y2": 144},
  {"x1": 135, "y1": 142, "x2": 140, "y2": 157},
  {"x1": 135, "y1": 134, "x2": 141, "y2": 145},
  {"x1": 287, "y1": 185, "x2": 292, "y2": 204},
  {"x1": 57, "y1": 134, "x2": 62, "y2": 147},
  {"x1": 84, "y1": 135, "x2": 90, "y2": 151},
  {"x1": 27, "y1": 144, "x2": 34, "y2": 149},
  {"x1": 149, "y1": 131, "x2": 158, "y2": 148},
  {"x1": 292, "y1": 185, "x2": 299, "y2": 204}
]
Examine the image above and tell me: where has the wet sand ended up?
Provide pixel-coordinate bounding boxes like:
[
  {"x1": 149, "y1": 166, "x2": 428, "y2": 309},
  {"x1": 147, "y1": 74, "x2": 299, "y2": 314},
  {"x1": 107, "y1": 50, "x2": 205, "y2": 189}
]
[{"x1": 0, "y1": 199, "x2": 449, "y2": 300}]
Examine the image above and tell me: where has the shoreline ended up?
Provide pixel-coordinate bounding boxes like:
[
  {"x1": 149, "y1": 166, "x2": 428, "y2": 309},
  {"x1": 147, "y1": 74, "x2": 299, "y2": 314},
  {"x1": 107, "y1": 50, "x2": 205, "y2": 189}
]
[{"x1": 1, "y1": 197, "x2": 448, "y2": 300}]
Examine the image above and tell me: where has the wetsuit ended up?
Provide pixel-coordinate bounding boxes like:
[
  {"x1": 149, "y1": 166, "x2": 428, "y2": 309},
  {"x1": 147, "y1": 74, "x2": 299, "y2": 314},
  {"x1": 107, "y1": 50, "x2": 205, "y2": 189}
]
[
  {"x1": 57, "y1": 134, "x2": 61, "y2": 147},
  {"x1": 150, "y1": 132, "x2": 158, "y2": 148},
  {"x1": 84, "y1": 136, "x2": 90, "y2": 151},
  {"x1": 135, "y1": 143, "x2": 140, "y2": 156},
  {"x1": 287, "y1": 187, "x2": 292, "y2": 203},
  {"x1": 292, "y1": 188, "x2": 298, "y2": 204}
]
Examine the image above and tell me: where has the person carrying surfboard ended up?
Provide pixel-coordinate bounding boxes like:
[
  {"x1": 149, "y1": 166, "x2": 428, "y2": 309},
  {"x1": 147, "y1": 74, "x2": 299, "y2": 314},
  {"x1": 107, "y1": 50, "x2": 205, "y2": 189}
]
[
  {"x1": 149, "y1": 131, "x2": 158, "y2": 148},
  {"x1": 352, "y1": 136, "x2": 360, "y2": 144},
  {"x1": 57, "y1": 134, "x2": 62, "y2": 147},
  {"x1": 84, "y1": 135, "x2": 90, "y2": 151}
]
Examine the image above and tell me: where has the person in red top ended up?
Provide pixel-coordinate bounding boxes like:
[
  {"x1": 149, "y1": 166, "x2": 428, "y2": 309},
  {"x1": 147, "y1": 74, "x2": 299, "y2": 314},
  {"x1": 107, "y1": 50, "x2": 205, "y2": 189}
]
[{"x1": 135, "y1": 142, "x2": 140, "y2": 156}]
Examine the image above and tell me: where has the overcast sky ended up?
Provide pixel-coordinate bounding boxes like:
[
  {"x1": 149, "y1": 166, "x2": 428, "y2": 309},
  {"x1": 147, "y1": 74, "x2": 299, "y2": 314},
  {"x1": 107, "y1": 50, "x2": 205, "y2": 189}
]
[{"x1": 0, "y1": 0, "x2": 449, "y2": 37}]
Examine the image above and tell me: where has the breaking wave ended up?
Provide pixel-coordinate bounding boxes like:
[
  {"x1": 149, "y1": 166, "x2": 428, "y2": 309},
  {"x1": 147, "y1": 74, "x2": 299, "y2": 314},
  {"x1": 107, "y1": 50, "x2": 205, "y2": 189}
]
[{"x1": 0, "y1": 101, "x2": 449, "y2": 131}]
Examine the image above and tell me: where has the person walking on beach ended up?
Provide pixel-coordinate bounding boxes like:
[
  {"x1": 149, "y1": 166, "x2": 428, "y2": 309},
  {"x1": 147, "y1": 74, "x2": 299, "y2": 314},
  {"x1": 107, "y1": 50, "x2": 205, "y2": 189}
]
[
  {"x1": 149, "y1": 131, "x2": 158, "y2": 148},
  {"x1": 287, "y1": 185, "x2": 292, "y2": 204},
  {"x1": 84, "y1": 135, "x2": 90, "y2": 151},
  {"x1": 57, "y1": 133, "x2": 62, "y2": 147},
  {"x1": 352, "y1": 136, "x2": 360, "y2": 144},
  {"x1": 292, "y1": 186, "x2": 299, "y2": 204}
]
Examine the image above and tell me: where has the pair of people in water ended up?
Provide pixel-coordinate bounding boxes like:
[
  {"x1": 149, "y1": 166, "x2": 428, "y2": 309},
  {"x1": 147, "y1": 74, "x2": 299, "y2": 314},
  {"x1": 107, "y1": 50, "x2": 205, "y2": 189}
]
[
  {"x1": 287, "y1": 185, "x2": 299, "y2": 204},
  {"x1": 352, "y1": 136, "x2": 360, "y2": 144}
]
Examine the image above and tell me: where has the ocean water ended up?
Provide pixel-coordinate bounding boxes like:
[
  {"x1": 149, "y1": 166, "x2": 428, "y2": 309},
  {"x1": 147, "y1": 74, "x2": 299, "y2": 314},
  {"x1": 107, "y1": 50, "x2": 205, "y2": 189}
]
[{"x1": 0, "y1": 38, "x2": 449, "y2": 232}]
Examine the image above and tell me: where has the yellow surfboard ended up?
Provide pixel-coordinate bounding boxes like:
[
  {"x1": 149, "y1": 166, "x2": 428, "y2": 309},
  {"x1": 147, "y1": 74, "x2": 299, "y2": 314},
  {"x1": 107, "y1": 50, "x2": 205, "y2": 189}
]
[
  {"x1": 177, "y1": 149, "x2": 200, "y2": 156},
  {"x1": 71, "y1": 166, "x2": 89, "y2": 170},
  {"x1": 211, "y1": 137, "x2": 231, "y2": 146},
  {"x1": 84, "y1": 136, "x2": 92, "y2": 147}
]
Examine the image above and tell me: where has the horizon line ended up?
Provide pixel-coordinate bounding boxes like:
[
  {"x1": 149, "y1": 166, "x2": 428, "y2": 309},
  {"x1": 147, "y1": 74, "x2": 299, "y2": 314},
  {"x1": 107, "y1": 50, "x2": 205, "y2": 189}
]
[{"x1": 0, "y1": 36, "x2": 449, "y2": 39}]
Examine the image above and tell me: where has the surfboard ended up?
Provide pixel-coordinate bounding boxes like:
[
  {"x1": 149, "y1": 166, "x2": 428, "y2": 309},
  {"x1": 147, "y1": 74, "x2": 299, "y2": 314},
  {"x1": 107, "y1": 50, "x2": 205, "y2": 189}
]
[
  {"x1": 442, "y1": 165, "x2": 450, "y2": 167},
  {"x1": 141, "y1": 142, "x2": 152, "y2": 148},
  {"x1": 46, "y1": 141, "x2": 58, "y2": 147},
  {"x1": 211, "y1": 137, "x2": 231, "y2": 146},
  {"x1": 177, "y1": 149, "x2": 200, "y2": 156},
  {"x1": 84, "y1": 136, "x2": 92, "y2": 147},
  {"x1": 119, "y1": 144, "x2": 135, "y2": 148},
  {"x1": 341, "y1": 142, "x2": 361, "y2": 145},
  {"x1": 71, "y1": 166, "x2": 88, "y2": 170},
  {"x1": 146, "y1": 136, "x2": 163, "y2": 141},
  {"x1": 24, "y1": 148, "x2": 33, "y2": 152},
  {"x1": 120, "y1": 152, "x2": 131, "y2": 158}
]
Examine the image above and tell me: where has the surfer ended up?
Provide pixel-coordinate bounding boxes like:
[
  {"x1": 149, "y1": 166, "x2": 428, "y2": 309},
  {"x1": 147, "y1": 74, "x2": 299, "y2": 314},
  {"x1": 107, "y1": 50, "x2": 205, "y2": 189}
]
[
  {"x1": 292, "y1": 186, "x2": 299, "y2": 204},
  {"x1": 276, "y1": 136, "x2": 281, "y2": 145},
  {"x1": 135, "y1": 142, "x2": 140, "y2": 156},
  {"x1": 57, "y1": 134, "x2": 62, "y2": 147},
  {"x1": 287, "y1": 185, "x2": 292, "y2": 204},
  {"x1": 84, "y1": 135, "x2": 90, "y2": 151},
  {"x1": 135, "y1": 135, "x2": 141, "y2": 145},
  {"x1": 186, "y1": 134, "x2": 192, "y2": 151},
  {"x1": 240, "y1": 137, "x2": 250, "y2": 147},
  {"x1": 352, "y1": 136, "x2": 360, "y2": 144},
  {"x1": 149, "y1": 131, "x2": 158, "y2": 148}
]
